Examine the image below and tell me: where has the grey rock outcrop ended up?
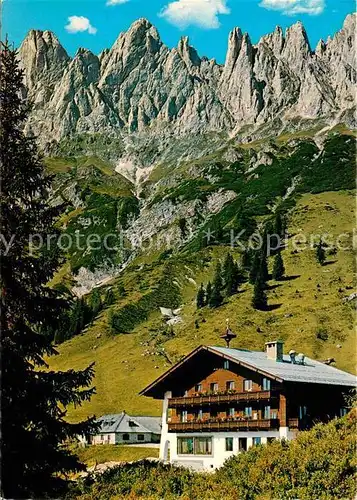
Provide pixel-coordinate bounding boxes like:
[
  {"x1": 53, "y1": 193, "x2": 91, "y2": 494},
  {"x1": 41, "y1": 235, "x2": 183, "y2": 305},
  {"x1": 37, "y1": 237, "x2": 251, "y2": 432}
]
[{"x1": 19, "y1": 14, "x2": 356, "y2": 144}]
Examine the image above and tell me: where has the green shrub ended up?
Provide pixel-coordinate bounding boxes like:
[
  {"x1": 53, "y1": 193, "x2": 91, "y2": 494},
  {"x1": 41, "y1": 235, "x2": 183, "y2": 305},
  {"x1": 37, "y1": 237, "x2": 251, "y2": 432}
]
[{"x1": 69, "y1": 413, "x2": 356, "y2": 500}]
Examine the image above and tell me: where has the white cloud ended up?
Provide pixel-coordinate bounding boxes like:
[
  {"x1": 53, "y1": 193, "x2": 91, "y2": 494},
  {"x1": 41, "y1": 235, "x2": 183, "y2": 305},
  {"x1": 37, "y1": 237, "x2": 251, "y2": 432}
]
[
  {"x1": 159, "y1": 0, "x2": 230, "y2": 29},
  {"x1": 259, "y1": 0, "x2": 325, "y2": 16},
  {"x1": 106, "y1": 0, "x2": 129, "y2": 5},
  {"x1": 65, "y1": 16, "x2": 98, "y2": 35}
]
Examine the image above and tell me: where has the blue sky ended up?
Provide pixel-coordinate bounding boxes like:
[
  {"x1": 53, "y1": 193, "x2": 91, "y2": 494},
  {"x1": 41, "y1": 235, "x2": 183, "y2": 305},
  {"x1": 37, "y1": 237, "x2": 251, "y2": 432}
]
[{"x1": 3, "y1": 0, "x2": 355, "y2": 63}]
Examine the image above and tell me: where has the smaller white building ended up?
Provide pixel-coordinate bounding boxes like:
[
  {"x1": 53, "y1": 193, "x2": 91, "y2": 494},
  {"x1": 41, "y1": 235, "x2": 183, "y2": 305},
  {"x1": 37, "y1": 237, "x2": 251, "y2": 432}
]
[{"x1": 83, "y1": 411, "x2": 161, "y2": 446}]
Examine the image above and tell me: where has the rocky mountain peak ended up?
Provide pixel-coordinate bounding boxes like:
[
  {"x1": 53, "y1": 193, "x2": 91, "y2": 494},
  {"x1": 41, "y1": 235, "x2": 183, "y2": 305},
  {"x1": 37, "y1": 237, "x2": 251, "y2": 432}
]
[
  {"x1": 177, "y1": 36, "x2": 201, "y2": 67},
  {"x1": 19, "y1": 29, "x2": 69, "y2": 88},
  {"x1": 343, "y1": 12, "x2": 356, "y2": 31},
  {"x1": 282, "y1": 21, "x2": 311, "y2": 73},
  {"x1": 258, "y1": 25, "x2": 284, "y2": 57},
  {"x1": 19, "y1": 15, "x2": 356, "y2": 144}
]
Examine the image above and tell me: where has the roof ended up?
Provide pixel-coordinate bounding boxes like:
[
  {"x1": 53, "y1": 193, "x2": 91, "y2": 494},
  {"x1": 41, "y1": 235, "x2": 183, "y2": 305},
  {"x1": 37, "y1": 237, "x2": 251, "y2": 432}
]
[
  {"x1": 210, "y1": 346, "x2": 357, "y2": 387},
  {"x1": 140, "y1": 345, "x2": 356, "y2": 398},
  {"x1": 96, "y1": 412, "x2": 161, "y2": 435}
]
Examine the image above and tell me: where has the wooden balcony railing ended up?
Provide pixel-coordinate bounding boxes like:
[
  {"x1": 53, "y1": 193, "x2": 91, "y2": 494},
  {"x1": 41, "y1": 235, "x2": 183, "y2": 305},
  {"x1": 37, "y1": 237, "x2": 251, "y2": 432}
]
[
  {"x1": 168, "y1": 390, "x2": 276, "y2": 408},
  {"x1": 168, "y1": 418, "x2": 280, "y2": 433},
  {"x1": 288, "y1": 418, "x2": 300, "y2": 429}
]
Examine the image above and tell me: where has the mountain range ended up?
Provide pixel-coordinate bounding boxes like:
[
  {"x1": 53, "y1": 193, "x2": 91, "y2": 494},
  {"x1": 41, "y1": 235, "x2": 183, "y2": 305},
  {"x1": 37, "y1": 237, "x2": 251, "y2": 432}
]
[
  {"x1": 18, "y1": 14, "x2": 356, "y2": 419},
  {"x1": 19, "y1": 14, "x2": 356, "y2": 146}
]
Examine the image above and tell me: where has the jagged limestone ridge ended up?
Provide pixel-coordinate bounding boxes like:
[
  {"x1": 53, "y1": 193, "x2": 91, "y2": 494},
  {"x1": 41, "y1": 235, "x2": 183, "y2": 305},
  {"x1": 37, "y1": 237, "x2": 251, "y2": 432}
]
[{"x1": 19, "y1": 14, "x2": 356, "y2": 143}]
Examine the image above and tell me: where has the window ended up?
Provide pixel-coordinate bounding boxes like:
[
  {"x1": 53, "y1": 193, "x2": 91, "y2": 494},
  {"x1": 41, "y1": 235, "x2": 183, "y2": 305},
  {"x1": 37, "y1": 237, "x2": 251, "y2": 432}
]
[
  {"x1": 226, "y1": 381, "x2": 235, "y2": 391},
  {"x1": 137, "y1": 434, "x2": 145, "y2": 441},
  {"x1": 243, "y1": 379, "x2": 253, "y2": 392},
  {"x1": 210, "y1": 409, "x2": 217, "y2": 418},
  {"x1": 223, "y1": 360, "x2": 230, "y2": 369},
  {"x1": 178, "y1": 437, "x2": 194, "y2": 454},
  {"x1": 195, "y1": 384, "x2": 202, "y2": 393},
  {"x1": 197, "y1": 409, "x2": 203, "y2": 420},
  {"x1": 122, "y1": 434, "x2": 129, "y2": 441},
  {"x1": 227, "y1": 407, "x2": 235, "y2": 417},
  {"x1": 238, "y1": 437, "x2": 247, "y2": 451},
  {"x1": 264, "y1": 406, "x2": 271, "y2": 419},
  {"x1": 262, "y1": 378, "x2": 271, "y2": 391},
  {"x1": 244, "y1": 406, "x2": 253, "y2": 418},
  {"x1": 181, "y1": 410, "x2": 188, "y2": 423},
  {"x1": 210, "y1": 382, "x2": 219, "y2": 393},
  {"x1": 299, "y1": 405, "x2": 307, "y2": 419},
  {"x1": 129, "y1": 420, "x2": 138, "y2": 427},
  {"x1": 100, "y1": 435, "x2": 104, "y2": 441},
  {"x1": 253, "y1": 437, "x2": 261, "y2": 446},
  {"x1": 194, "y1": 437, "x2": 212, "y2": 455},
  {"x1": 177, "y1": 437, "x2": 212, "y2": 455},
  {"x1": 271, "y1": 410, "x2": 278, "y2": 419},
  {"x1": 340, "y1": 408, "x2": 348, "y2": 417},
  {"x1": 267, "y1": 437, "x2": 276, "y2": 444},
  {"x1": 225, "y1": 437, "x2": 233, "y2": 452}
]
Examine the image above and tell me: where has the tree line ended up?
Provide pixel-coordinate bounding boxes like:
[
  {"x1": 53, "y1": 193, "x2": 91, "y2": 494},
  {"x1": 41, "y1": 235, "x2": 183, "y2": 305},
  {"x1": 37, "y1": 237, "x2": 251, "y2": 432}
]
[{"x1": 197, "y1": 213, "x2": 287, "y2": 312}]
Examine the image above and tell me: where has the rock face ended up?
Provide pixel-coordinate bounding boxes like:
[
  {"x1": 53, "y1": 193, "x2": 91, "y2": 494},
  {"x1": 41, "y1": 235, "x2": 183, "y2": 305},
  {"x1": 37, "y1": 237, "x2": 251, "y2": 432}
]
[{"x1": 19, "y1": 15, "x2": 356, "y2": 143}]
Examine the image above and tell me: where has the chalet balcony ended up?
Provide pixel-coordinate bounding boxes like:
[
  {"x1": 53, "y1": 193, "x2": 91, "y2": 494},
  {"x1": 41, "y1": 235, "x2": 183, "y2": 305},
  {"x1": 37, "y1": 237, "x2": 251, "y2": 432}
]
[
  {"x1": 168, "y1": 418, "x2": 280, "y2": 433},
  {"x1": 168, "y1": 390, "x2": 276, "y2": 408},
  {"x1": 288, "y1": 417, "x2": 307, "y2": 430}
]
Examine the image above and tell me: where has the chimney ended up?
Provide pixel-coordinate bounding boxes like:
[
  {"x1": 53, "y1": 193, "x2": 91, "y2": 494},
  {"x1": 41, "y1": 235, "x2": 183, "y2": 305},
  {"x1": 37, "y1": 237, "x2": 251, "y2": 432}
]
[{"x1": 265, "y1": 341, "x2": 284, "y2": 362}]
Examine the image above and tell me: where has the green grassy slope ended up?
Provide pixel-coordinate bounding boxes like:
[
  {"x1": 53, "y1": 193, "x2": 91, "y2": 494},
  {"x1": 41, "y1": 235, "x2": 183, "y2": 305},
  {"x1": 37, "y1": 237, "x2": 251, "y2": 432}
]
[
  {"x1": 49, "y1": 189, "x2": 356, "y2": 421},
  {"x1": 73, "y1": 445, "x2": 159, "y2": 467}
]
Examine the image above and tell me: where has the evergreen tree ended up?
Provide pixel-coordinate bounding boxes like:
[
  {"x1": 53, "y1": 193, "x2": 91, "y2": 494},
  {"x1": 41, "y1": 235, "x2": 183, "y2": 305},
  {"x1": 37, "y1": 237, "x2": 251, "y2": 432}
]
[
  {"x1": 272, "y1": 252, "x2": 285, "y2": 281},
  {"x1": 274, "y1": 212, "x2": 286, "y2": 238},
  {"x1": 237, "y1": 213, "x2": 257, "y2": 239},
  {"x1": 249, "y1": 251, "x2": 268, "y2": 284},
  {"x1": 234, "y1": 262, "x2": 244, "y2": 287},
  {"x1": 242, "y1": 249, "x2": 252, "y2": 270},
  {"x1": 316, "y1": 240, "x2": 326, "y2": 265},
  {"x1": 249, "y1": 251, "x2": 259, "y2": 284},
  {"x1": 105, "y1": 287, "x2": 115, "y2": 307},
  {"x1": 252, "y1": 276, "x2": 268, "y2": 310},
  {"x1": 213, "y1": 261, "x2": 223, "y2": 291},
  {"x1": 209, "y1": 262, "x2": 223, "y2": 308},
  {"x1": 89, "y1": 288, "x2": 102, "y2": 323},
  {"x1": 222, "y1": 253, "x2": 234, "y2": 295},
  {"x1": 223, "y1": 253, "x2": 241, "y2": 296},
  {"x1": 69, "y1": 298, "x2": 85, "y2": 337},
  {"x1": 196, "y1": 283, "x2": 205, "y2": 309},
  {"x1": 259, "y1": 253, "x2": 269, "y2": 283},
  {"x1": 0, "y1": 41, "x2": 97, "y2": 499},
  {"x1": 206, "y1": 281, "x2": 212, "y2": 305}
]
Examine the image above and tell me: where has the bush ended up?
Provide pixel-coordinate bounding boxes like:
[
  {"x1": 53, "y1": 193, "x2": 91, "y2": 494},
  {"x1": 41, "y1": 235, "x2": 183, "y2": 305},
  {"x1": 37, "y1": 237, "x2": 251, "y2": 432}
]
[
  {"x1": 316, "y1": 327, "x2": 329, "y2": 341},
  {"x1": 69, "y1": 413, "x2": 357, "y2": 500},
  {"x1": 217, "y1": 412, "x2": 357, "y2": 500}
]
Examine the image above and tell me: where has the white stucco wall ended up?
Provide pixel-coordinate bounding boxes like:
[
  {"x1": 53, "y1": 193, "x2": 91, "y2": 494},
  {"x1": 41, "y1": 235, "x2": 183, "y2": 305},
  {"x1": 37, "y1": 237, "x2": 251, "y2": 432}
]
[
  {"x1": 89, "y1": 432, "x2": 159, "y2": 445},
  {"x1": 159, "y1": 392, "x2": 295, "y2": 471},
  {"x1": 115, "y1": 432, "x2": 156, "y2": 444},
  {"x1": 162, "y1": 430, "x2": 284, "y2": 470},
  {"x1": 91, "y1": 433, "x2": 116, "y2": 445}
]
